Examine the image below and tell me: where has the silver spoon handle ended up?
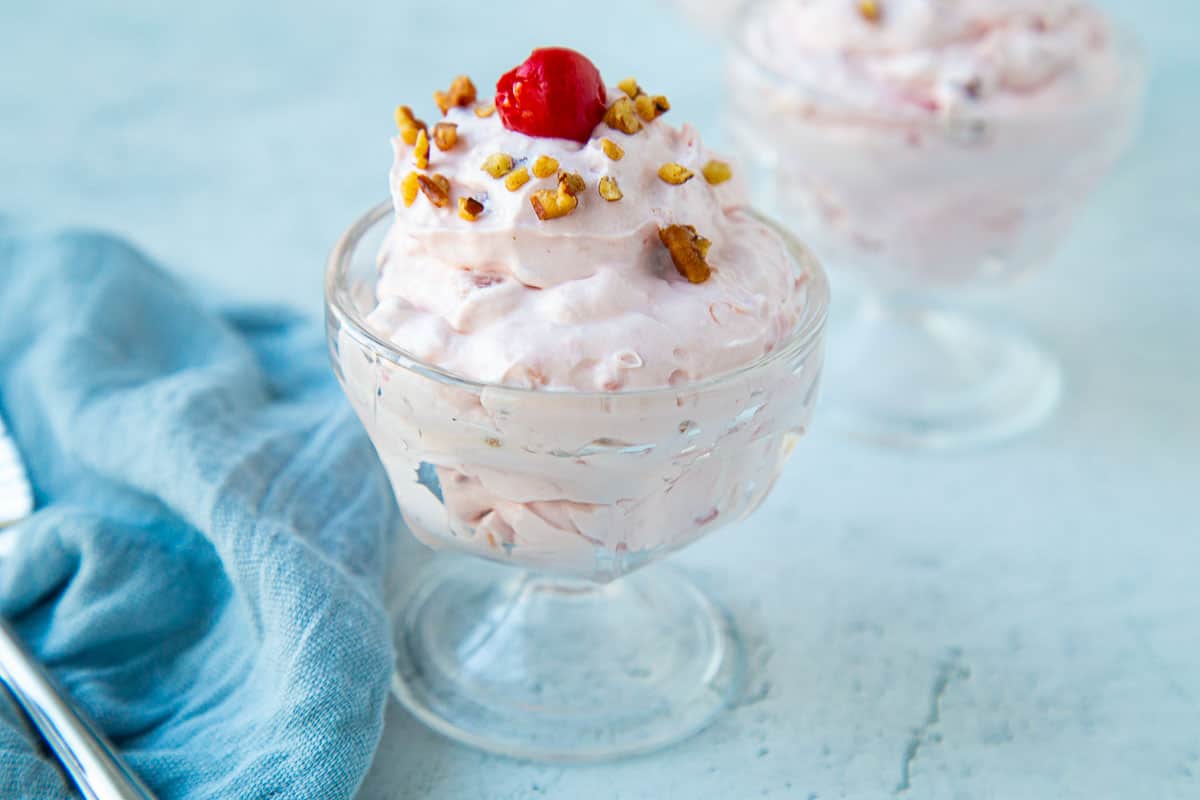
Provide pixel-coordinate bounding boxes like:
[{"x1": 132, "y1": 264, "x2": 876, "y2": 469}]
[{"x1": 0, "y1": 618, "x2": 156, "y2": 800}]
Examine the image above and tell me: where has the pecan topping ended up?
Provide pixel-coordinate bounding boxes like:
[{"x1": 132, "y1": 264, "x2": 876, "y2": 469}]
[
  {"x1": 434, "y1": 75, "x2": 477, "y2": 115},
  {"x1": 394, "y1": 105, "x2": 428, "y2": 146},
  {"x1": 635, "y1": 93, "x2": 670, "y2": 122},
  {"x1": 634, "y1": 94, "x2": 656, "y2": 122},
  {"x1": 416, "y1": 173, "x2": 451, "y2": 208},
  {"x1": 504, "y1": 166, "x2": 531, "y2": 191},
  {"x1": 413, "y1": 128, "x2": 430, "y2": 169},
  {"x1": 600, "y1": 138, "x2": 624, "y2": 161},
  {"x1": 432, "y1": 122, "x2": 458, "y2": 151},
  {"x1": 598, "y1": 176, "x2": 623, "y2": 202},
  {"x1": 399, "y1": 171, "x2": 420, "y2": 207},
  {"x1": 659, "y1": 225, "x2": 713, "y2": 284},
  {"x1": 481, "y1": 153, "x2": 515, "y2": 178},
  {"x1": 858, "y1": 0, "x2": 882, "y2": 23},
  {"x1": 701, "y1": 159, "x2": 732, "y2": 185},
  {"x1": 557, "y1": 171, "x2": 586, "y2": 196},
  {"x1": 658, "y1": 163, "x2": 694, "y2": 185},
  {"x1": 530, "y1": 186, "x2": 579, "y2": 221},
  {"x1": 532, "y1": 155, "x2": 559, "y2": 178},
  {"x1": 614, "y1": 76, "x2": 670, "y2": 123},
  {"x1": 617, "y1": 77, "x2": 642, "y2": 98},
  {"x1": 458, "y1": 196, "x2": 485, "y2": 222},
  {"x1": 604, "y1": 97, "x2": 643, "y2": 135}
]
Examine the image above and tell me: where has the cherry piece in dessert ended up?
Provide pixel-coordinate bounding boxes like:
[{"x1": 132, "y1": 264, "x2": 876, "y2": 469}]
[{"x1": 495, "y1": 47, "x2": 607, "y2": 144}]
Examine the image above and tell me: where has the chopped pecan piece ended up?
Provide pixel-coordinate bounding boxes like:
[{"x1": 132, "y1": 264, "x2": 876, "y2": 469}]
[
  {"x1": 474, "y1": 102, "x2": 496, "y2": 118},
  {"x1": 659, "y1": 224, "x2": 713, "y2": 284},
  {"x1": 434, "y1": 75, "x2": 477, "y2": 115},
  {"x1": 532, "y1": 155, "x2": 559, "y2": 178},
  {"x1": 413, "y1": 128, "x2": 430, "y2": 169},
  {"x1": 416, "y1": 173, "x2": 451, "y2": 208},
  {"x1": 399, "y1": 171, "x2": 420, "y2": 207},
  {"x1": 481, "y1": 153, "x2": 515, "y2": 178},
  {"x1": 635, "y1": 93, "x2": 671, "y2": 122},
  {"x1": 458, "y1": 196, "x2": 485, "y2": 221},
  {"x1": 394, "y1": 105, "x2": 428, "y2": 146},
  {"x1": 598, "y1": 176, "x2": 623, "y2": 202},
  {"x1": 617, "y1": 77, "x2": 641, "y2": 98},
  {"x1": 701, "y1": 159, "x2": 732, "y2": 185},
  {"x1": 504, "y1": 166, "x2": 531, "y2": 191},
  {"x1": 600, "y1": 138, "x2": 624, "y2": 160},
  {"x1": 858, "y1": 0, "x2": 883, "y2": 23},
  {"x1": 394, "y1": 105, "x2": 413, "y2": 128},
  {"x1": 530, "y1": 186, "x2": 579, "y2": 221},
  {"x1": 557, "y1": 171, "x2": 586, "y2": 196},
  {"x1": 432, "y1": 122, "x2": 458, "y2": 151},
  {"x1": 658, "y1": 163, "x2": 694, "y2": 185},
  {"x1": 635, "y1": 94, "x2": 656, "y2": 122},
  {"x1": 604, "y1": 97, "x2": 643, "y2": 135}
]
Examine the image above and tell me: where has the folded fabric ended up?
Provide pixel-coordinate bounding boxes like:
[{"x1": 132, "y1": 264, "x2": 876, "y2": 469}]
[{"x1": 0, "y1": 230, "x2": 400, "y2": 799}]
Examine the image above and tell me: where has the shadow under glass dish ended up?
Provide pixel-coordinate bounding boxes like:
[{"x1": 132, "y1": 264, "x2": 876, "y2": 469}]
[
  {"x1": 325, "y1": 201, "x2": 829, "y2": 760},
  {"x1": 726, "y1": 2, "x2": 1147, "y2": 449}
]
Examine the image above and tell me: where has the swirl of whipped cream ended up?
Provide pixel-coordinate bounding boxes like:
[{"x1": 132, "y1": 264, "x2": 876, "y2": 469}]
[{"x1": 368, "y1": 89, "x2": 803, "y2": 391}]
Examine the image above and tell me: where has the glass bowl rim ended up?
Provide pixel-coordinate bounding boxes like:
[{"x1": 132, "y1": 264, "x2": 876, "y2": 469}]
[
  {"x1": 324, "y1": 200, "x2": 830, "y2": 400},
  {"x1": 727, "y1": 0, "x2": 1148, "y2": 128}
]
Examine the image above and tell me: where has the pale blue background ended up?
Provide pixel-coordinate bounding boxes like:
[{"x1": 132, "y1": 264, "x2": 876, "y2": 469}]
[{"x1": 2, "y1": 1, "x2": 1197, "y2": 798}]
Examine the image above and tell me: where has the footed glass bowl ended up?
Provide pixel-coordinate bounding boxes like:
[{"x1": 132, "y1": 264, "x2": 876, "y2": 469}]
[
  {"x1": 727, "y1": 3, "x2": 1146, "y2": 449},
  {"x1": 325, "y1": 201, "x2": 829, "y2": 760}
]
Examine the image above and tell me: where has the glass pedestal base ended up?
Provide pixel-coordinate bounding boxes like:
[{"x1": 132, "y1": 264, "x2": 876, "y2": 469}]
[
  {"x1": 826, "y1": 297, "x2": 1063, "y2": 449},
  {"x1": 392, "y1": 556, "x2": 744, "y2": 762}
]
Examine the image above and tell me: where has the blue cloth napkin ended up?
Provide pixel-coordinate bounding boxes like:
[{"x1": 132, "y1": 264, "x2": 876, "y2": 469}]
[{"x1": 0, "y1": 230, "x2": 400, "y2": 798}]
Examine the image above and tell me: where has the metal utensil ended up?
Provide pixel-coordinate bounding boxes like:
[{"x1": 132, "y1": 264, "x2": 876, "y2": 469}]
[
  {"x1": 0, "y1": 413, "x2": 156, "y2": 799},
  {"x1": 0, "y1": 620, "x2": 157, "y2": 799}
]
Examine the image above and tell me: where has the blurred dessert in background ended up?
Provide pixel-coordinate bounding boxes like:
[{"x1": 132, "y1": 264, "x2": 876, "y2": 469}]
[
  {"x1": 728, "y1": 0, "x2": 1145, "y2": 288},
  {"x1": 723, "y1": 0, "x2": 1144, "y2": 448}
]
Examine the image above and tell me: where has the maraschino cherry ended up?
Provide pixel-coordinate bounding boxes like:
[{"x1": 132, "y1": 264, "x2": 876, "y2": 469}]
[{"x1": 495, "y1": 48, "x2": 607, "y2": 144}]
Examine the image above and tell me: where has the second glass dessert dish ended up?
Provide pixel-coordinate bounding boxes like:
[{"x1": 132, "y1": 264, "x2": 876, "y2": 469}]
[
  {"x1": 326, "y1": 49, "x2": 829, "y2": 760},
  {"x1": 728, "y1": 0, "x2": 1145, "y2": 448}
]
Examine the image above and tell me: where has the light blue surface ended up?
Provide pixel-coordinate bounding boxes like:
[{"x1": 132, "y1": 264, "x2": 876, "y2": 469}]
[
  {"x1": 2, "y1": 1, "x2": 1197, "y2": 798},
  {"x1": 0, "y1": 235, "x2": 400, "y2": 797}
]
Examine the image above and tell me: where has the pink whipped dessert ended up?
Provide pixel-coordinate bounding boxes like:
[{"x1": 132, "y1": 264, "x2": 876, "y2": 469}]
[
  {"x1": 729, "y1": 0, "x2": 1145, "y2": 288},
  {"x1": 340, "y1": 49, "x2": 826, "y2": 578}
]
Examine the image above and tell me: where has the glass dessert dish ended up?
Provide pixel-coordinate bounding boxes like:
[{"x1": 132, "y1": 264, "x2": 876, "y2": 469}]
[
  {"x1": 727, "y1": 0, "x2": 1146, "y2": 448},
  {"x1": 326, "y1": 200, "x2": 827, "y2": 761}
]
